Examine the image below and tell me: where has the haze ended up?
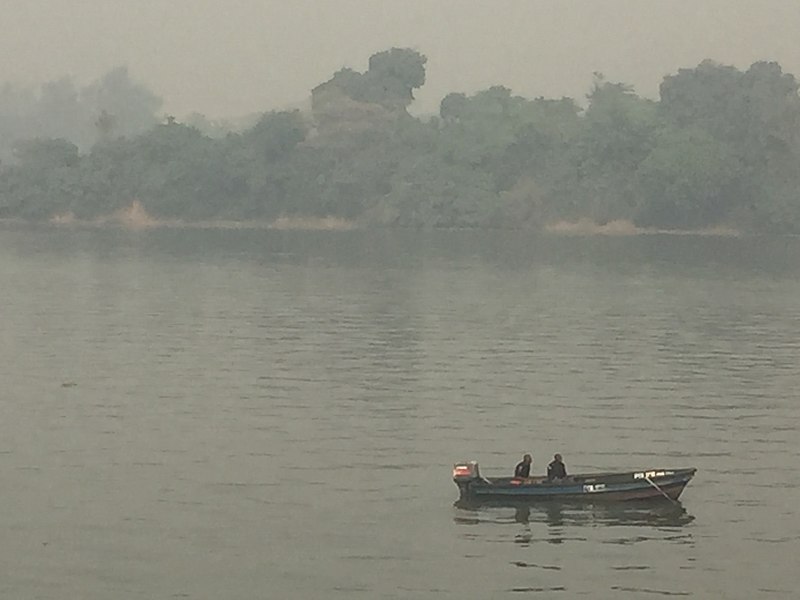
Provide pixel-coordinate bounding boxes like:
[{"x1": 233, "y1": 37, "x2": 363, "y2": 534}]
[{"x1": 2, "y1": 0, "x2": 800, "y2": 118}]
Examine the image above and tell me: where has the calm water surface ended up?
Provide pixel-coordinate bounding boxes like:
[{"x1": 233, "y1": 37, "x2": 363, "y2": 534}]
[{"x1": 1, "y1": 227, "x2": 798, "y2": 599}]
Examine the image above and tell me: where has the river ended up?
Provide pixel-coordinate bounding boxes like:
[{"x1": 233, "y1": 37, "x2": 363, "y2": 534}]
[{"x1": 1, "y1": 226, "x2": 798, "y2": 599}]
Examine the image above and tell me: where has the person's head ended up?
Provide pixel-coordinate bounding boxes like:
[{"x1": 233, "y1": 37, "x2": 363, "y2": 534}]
[
  {"x1": 554, "y1": 453, "x2": 562, "y2": 462},
  {"x1": 523, "y1": 454, "x2": 532, "y2": 464}
]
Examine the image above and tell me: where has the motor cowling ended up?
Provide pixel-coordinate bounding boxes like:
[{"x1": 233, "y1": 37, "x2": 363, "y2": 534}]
[{"x1": 453, "y1": 461, "x2": 480, "y2": 481}]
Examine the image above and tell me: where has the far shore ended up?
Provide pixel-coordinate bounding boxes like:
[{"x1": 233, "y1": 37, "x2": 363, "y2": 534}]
[
  {"x1": 0, "y1": 216, "x2": 743, "y2": 236},
  {"x1": 1, "y1": 203, "x2": 741, "y2": 236},
  {"x1": 0, "y1": 201, "x2": 356, "y2": 231},
  {"x1": 544, "y1": 218, "x2": 741, "y2": 237}
]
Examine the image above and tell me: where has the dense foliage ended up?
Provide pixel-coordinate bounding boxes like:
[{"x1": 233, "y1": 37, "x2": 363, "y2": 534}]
[{"x1": 2, "y1": 50, "x2": 800, "y2": 232}]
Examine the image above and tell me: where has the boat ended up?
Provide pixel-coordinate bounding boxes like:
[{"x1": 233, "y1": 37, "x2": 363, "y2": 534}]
[{"x1": 453, "y1": 461, "x2": 696, "y2": 504}]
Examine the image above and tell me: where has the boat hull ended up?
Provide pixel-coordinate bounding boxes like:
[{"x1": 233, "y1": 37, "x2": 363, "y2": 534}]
[{"x1": 454, "y1": 465, "x2": 696, "y2": 504}]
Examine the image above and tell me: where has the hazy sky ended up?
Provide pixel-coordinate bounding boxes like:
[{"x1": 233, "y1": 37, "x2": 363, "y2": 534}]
[{"x1": 3, "y1": 0, "x2": 800, "y2": 118}]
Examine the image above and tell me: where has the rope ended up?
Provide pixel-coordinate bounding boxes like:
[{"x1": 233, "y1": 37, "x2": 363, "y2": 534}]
[{"x1": 645, "y1": 476, "x2": 678, "y2": 504}]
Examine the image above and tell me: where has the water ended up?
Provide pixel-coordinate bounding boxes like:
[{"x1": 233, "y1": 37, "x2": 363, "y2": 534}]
[{"x1": 1, "y1": 226, "x2": 798, "y2": 599}]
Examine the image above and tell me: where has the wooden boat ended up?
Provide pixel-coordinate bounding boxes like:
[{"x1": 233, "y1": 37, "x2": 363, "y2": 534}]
[{"x1": 453, "y1": 461, "x2": 696, "y2": 504}]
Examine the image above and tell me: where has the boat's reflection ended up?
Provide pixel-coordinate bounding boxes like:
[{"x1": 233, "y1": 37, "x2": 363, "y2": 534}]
[{"x1": 454, "y1": 499, "x2": 695, "y2": 529}]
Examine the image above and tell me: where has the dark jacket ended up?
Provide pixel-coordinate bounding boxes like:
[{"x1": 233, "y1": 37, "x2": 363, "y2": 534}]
[
  {"x1": 547, "y1": 460, "x2": 567, "y2": 481},
  {"x1": 514, "y1": 461, "x2": 531, "y2": 478}
]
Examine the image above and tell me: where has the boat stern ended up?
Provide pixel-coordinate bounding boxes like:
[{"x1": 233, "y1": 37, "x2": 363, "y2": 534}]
[{"x1": 453, "y1": 461, "x2": 481, "y2": 498}]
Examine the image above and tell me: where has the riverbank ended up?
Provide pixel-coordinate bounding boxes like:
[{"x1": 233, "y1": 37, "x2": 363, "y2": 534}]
[
  {"x1": 40, "y1": 201, "x2": 357, "y2": 231},
  {"x1": 1, "y1": 202, "x2": 741, "y2": 236},
  {"x1": 544, "y1": 218, "x2": 740, "y2": 237}
]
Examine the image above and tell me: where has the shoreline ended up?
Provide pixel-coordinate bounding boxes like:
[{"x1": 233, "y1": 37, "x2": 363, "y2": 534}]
[
  {"x1": 543, "y1": 218, "x2": 741, "y2": 237},
  {"x1": 0, "y1": 216, "x2": 743, "y2": 236},
  {"x1": 1, "y1": 202, "x2": 357, "y2": 232},
  {"x1": 1, "y1": 205, "x2": 741, "y2": 236}
]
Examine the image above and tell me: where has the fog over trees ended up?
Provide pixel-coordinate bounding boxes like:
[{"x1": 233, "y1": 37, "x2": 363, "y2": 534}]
[{"x1": 2, "y1": 49, "x2": 800, "y2": 232}]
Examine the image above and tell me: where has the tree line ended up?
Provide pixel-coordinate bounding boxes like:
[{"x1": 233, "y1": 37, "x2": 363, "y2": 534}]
[{"x1": 1, "y1": 48, "x2": 799, "y2": 232}]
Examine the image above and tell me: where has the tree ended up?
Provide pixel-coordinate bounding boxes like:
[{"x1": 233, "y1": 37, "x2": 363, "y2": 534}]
[
  {"x1": 635, "y1": 127, "x2": 741, "y2": 228},
  {"x1": 0, "y1": 138, "x2": 82, "y2": 218},
  {"x1": 364, "y1": 47, "x2": 427, "y2": 110},
  {"x1": 559, "y1": 75, "x2": 659, "y2": 223},
  {"x1": 33, "y1": 78, "x2": 92, "y2": 148},
  {"x1": 241, "y1": 110, "x2": 308, "y2": 162},
  {"x1": 659, "y1": 60, "x2": 800, "y2": 164},
  {"x1": 440, "y1": 92, "x2": 468, "y2": 122},
  {"x1": 658, "y1": 60, "x2": 800, "y2": 229},
  {"x1": 312, "y1": 48, "x2": 427, "y2": 117},
  {"x1": 659, "y1": 60, "x2": 742, "y2": 135},
  {"x1": 375, "y1": 152, "x2": 497, "y2": 228},
  {"x1": 82, "y1": 66, "x2": 162, "y2": 143}
]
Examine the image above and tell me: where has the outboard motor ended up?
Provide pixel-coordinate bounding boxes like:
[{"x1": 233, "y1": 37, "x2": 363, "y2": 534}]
[{"x1": 453, "y1": 461, "x2": 480, "y2": 498}]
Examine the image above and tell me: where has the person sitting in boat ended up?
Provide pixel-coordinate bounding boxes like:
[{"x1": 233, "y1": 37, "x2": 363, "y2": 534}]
[
  {"x1": 514, "y1": 454, "x2": 533, "y2": 478},
  {"x1": 547, "y1": 454, "x2": 567, "y2": 481}
]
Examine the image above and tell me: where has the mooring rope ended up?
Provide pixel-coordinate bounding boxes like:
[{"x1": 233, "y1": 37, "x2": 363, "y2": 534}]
[{"x1": 645, "y1": 476, "x2": 678, "y2": 504}]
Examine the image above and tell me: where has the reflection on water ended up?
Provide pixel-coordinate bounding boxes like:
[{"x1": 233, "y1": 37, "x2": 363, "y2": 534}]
[
  {"x1": 453, "y1": 501, "x2": 694, "y2": 570},
  {"x1": 453, "y1": 498, "x2": 698, "y2": 599},
  {"x1": 454, "y1": 500, "x2": 695, "y2": 529}
]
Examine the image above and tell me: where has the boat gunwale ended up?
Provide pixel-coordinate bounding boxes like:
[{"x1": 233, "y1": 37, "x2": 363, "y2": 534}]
[{"x1": 475, "y1": 467, "x2": 697, "y2": 488}]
